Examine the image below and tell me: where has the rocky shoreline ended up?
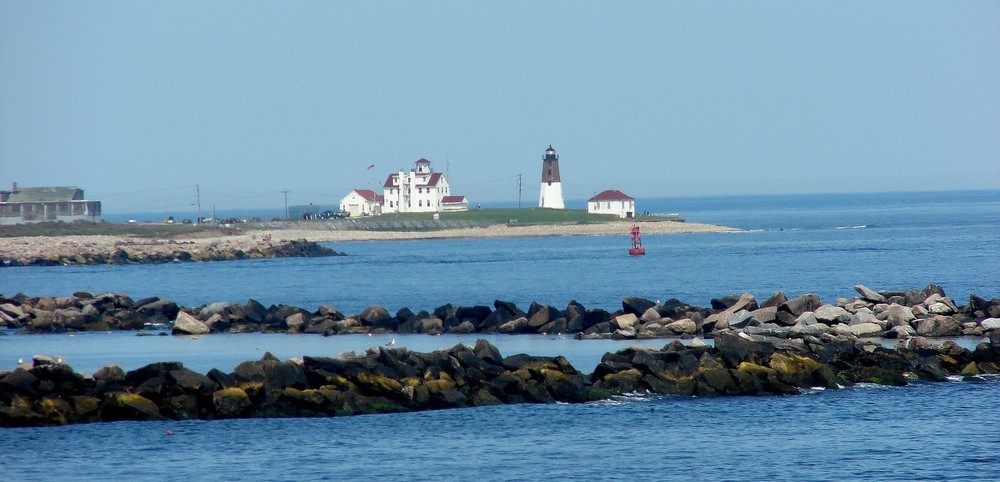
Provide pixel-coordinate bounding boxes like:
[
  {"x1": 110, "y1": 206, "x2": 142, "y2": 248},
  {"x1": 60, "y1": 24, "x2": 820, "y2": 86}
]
[
  {"x1": 0, "y1": 238, "x2": 342, "y2": 266},
  {"x1": 3, "y1": 284, "x2": 999, "y2": 427},
  {"x1": 0, "y1": 219, "x2": 734, "y2": 267},
  {"x1": 3, "y1": 284, "x2": 998, "y2": 340},
  {"x1": 2, "y1": 333, "x2": 998, "y2": 427}
]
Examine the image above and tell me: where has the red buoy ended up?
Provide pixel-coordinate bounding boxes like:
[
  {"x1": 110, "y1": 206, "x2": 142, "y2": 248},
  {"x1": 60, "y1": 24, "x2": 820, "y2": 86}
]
[{"x1": 629, "y1": 225, "x2": 645, "y2": 256}]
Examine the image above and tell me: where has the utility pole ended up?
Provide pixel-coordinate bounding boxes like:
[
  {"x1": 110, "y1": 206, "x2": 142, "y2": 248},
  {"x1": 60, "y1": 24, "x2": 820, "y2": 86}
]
[
  {"x1": 196, "y1": 184, "x2": 202, "y2": 224},
  {"x1": 282, "y1": 190, "x2": 290, "y2": 220},
  {"x1": 518, "y1": 174, "x2": 522, "y2": 209}
]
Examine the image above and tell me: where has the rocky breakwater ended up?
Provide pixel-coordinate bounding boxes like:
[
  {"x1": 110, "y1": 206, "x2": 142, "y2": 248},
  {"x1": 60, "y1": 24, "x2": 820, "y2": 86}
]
[
  {"x1": 1, "y1": 238, "x2": 342, "y2": 267},
  {"x1": 0, "y1": 340, "x2": 597, "y2": 427},
  {"x1": 3, "y1": 284, "x2": 998, "y2": 341},
  {"x1": 3, "y1": 333, "x2": 999, "y2": 427}
]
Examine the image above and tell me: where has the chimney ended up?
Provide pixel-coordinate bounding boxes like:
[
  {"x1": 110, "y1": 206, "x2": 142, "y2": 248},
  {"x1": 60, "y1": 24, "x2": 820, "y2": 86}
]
[{"x1": 12, "y1": 181, "x2": 17, "y2": 191}]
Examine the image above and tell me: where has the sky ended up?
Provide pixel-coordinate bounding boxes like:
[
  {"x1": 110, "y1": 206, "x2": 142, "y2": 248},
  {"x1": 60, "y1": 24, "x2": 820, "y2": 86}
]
[{"x1": 1, "y1": 1, "x2": 998, "y2": 215}]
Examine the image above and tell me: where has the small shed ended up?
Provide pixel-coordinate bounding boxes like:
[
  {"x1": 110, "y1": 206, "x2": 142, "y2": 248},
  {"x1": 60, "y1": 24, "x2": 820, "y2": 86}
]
[{"x1": 587, "y1": 190, "x2": 636, "y2": 218}]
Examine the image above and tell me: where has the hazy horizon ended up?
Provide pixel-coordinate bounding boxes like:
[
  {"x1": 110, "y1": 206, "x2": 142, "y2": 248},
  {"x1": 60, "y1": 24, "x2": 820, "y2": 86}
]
[{"x1": 3, "y1": 2, "x2": 998, "y2": 214}]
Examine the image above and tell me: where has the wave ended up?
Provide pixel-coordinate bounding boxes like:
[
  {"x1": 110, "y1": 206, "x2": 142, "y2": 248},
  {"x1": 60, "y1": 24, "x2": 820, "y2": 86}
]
[{"x1": 835, "y1": 224, "x2": 870, "y2": 230}]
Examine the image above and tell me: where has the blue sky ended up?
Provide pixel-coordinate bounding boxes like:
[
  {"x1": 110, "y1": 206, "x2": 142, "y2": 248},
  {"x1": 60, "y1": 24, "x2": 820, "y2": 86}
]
[{"x1": 2, "y1": 1, "x2": 998, "y2": 214}]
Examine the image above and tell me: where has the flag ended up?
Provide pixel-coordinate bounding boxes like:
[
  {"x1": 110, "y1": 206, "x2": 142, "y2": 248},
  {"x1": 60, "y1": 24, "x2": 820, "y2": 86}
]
[{"x1": 367, "y1": 164, "x2": 375, "y2": 171}]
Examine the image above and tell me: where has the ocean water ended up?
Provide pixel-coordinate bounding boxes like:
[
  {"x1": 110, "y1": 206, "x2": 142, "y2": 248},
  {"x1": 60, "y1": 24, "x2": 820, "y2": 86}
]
[{"x1": 2, "y1": 190, "x2": 999, "y2": 481}]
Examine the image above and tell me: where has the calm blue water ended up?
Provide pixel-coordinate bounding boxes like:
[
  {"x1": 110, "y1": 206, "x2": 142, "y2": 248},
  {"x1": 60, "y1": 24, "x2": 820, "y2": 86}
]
[{"x1": 2, "y1": 190, "x2": 999, "y2": 481}]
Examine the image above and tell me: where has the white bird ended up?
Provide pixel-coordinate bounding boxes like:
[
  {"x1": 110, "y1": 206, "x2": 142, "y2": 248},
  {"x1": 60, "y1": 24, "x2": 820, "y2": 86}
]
[{"x1": 385, "y1": 338, "x2": 395, "y2": 347}]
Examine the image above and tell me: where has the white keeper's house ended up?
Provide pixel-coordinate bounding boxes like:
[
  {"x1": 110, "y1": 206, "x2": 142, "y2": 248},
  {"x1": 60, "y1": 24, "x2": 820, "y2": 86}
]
[
  {"x1": 381, "y1": 158, "x2": 468, "y2": 213},
  {"x1": 587, "y1": 189, "x2": 636, "y2": 218},
  {"x1": 339, "y1": 189, "x2": 383, "y2": 217}
]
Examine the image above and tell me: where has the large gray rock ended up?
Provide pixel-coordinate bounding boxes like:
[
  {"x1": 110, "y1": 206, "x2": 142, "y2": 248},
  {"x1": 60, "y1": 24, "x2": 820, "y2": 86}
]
[
  {"x1": 915, "y1": 316, "x2": 962, "y2": 337},
  {"x1": 790, "y1": 323, "x2": 829, "y2": 336},
  {"x1": 760, "y1": 291, "x2": 788, "y2": 309},
  {"x1": 640, "y1": 307, "x2": 662, "y2": 324},
  {"x1": 814, "y1": 305, "x2": 851, "y2": 324},
  {"x1": 780, "y1": 294, "x2": 822, "y2": 317},
  {"x1": 172, "y1": 312, "x2": 209, "y2": 335},
  {"x1": 613, "y1": 313, "x2": 638, "y2": 331},
  {"x1": 199, "y1": 301, "x2": 230, "y2": 320},
  {"x1": 729, "y1": 293, "x2": 758, "y2": 313},
  {"x1": 727, "y1": 310, "x2": 755, "y2": 329},
  {"x1": 622, "y1": 297, "x2": 657, "y2": 317},
  {"x1": 979, "y1": 318, "x2": 1000, "y2": 330},
  {"x1": 927, "y1": 302, "x2": 955, "y2": 315},
  {"x1": 664, "y1": 318, "x2": 697, "y2": 335},
  {"x1": 849, "y1": 309, "x2": 879, "y2": 326},
  {"x1": 749, "y1": 306, "x2": 778, "y2": 324},
  {"x1": 285, "y1": 313, "x2": 306, "y2": 332},
  {"x1": 854, "y1": 284, "x2": 887, "y2": 303},
  {"x1": 880, "y1": 304, "x2": 915, "y2": 326},
  {"x1": 848, "y1": 322, "x2": 883, "y2": 337}
]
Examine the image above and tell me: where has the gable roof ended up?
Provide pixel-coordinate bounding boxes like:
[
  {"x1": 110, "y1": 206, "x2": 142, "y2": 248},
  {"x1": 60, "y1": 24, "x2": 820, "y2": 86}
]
[
  {"x1": 353, "y1": 189, "x2": 381, "y2": 202},
  {"x1": 588, "y1": 189, "x2": 634, "y2": 202},
  {"x1": 4, "y1": 186, "x2": 84, "y2": 202},
  {"x1": 415, "y1": 158, "x2": 431, "y2": 164},
  {"x1": 441, "y1": 195, "x2": 467, "y2": 204},
  {"x1": 383, "y1": 171, "x2": 444, "y2": 188}
]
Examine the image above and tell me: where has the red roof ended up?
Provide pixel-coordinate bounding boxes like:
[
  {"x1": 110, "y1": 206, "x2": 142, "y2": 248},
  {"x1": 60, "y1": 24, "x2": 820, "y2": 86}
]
[
  {"x1": 441, "y1": 195, "x2": 466, "y2": 204},
  {"x1": 424, "y1": 172, "x2": 442, "y2": 186},
  {"x1": 415, "y1": 158, "x2": 431, "y2": 164},
  {"x1": 588, "y1": 189, "x2": 634, "y2": 202},
  {"x1": 382, "y1": 171, "x2": 443, "y2": 188},
  {"x1": 353, "y1": 189, "x2": 380, "y2": 202}
]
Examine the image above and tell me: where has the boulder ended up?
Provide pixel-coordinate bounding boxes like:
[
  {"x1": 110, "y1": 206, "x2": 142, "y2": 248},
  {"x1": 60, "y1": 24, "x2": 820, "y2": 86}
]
[
  {"x1": 814, "y1": 305, "x2": 851, "y2": 324},
  {"x1": 881, "y1": 304, "x2": 916, "y2": 326},
  {"x1": 640, "y1": 307, "x2": 662, "y2": 324},
  {"x1": 849, "y1": 309, "x2": 878, "y2": 326},
  {"x1": 760, "y1": 291, "x2": 788, "y2": 309},
  {"x1": 710, "y1": 294, "x2": 742, "y2": 310},
  {"x1": 927, "y1": 302, "x2": 955, "y2": 316},
  {"x1": 359, "y1": 306, "x2": 392, "y2": 327},
  {"x1": 172, "y1": 312, "x2": 209, "y2": 335},
  {"x1": 915, "y1": 316, "x2": 962, "y2": 337},
  {"x1": 622, "y1": 297, "x2": 657, "y2": 317},
  {"x1": 749, "y1": 306, "x2": 778, "y2": 324},
  {"x1": 981, "y1": 318, "x2": 1000, "y2": 331},
  {"x1": 848, "y1": 323, "x2": 883, "y2": 337},
  {"x1": 854, "y1": 284, "x2": 887, "y2": 303},
  {"x1": 285, "y1": 313, "x2": 306, "y2": 332},
  {"x1": 101, "y1": 393, "x2": 165, "y2": 421},
  {"x1": 199, "y1": 301, "x2": 231, "y2": 320},
  {"x1": 664, "y1": 319, "x2": 698, "y2": 335},
  {"x1": 780, "y1": 294, "x2": 822, "y2": 317},
  {"x1": 727, "y1": 310, "x2": 755, "y2": 330},
  {"x1": 612, "y1": 313, "x2": 638, "y2": 331}
]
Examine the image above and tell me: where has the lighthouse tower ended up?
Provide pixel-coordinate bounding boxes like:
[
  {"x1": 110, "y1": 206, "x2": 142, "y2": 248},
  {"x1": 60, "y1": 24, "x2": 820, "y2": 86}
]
[{"x1": 538, "y1": 145, "x2": 565, "y2": 209}]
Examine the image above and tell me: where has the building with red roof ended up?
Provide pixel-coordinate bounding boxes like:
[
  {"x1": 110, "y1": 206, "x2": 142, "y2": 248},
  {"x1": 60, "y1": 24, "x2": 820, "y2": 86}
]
[
  {"x1": 587, "y1": 189, "x2": 636, "y2": 218},
  {"x1": 339, "y1": 189, "x2": 385, "y2": 217},
  {"x1": 380, "y1": 158, "x2": 467, "y2": 213}
]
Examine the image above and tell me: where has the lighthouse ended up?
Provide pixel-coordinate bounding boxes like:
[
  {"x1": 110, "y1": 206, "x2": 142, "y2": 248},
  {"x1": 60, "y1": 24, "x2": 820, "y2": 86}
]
[{"x1": 538, "y1": 145, "x2": 565, "y2": 209}]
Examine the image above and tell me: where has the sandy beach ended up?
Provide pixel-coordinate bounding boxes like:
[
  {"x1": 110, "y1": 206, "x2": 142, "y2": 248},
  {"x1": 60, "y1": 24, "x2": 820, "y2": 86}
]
[{"x1": 0, "y1": 220, "x2": 737, "y2": 264}]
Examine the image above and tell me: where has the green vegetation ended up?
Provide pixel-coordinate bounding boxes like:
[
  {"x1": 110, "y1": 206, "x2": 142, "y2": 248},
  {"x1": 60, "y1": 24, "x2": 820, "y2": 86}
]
[
  {"x1": 355, "y1": 208, "x2": 619, "y2": 225},
  {"x1": 0, "y1": 221, "x2": 237, "y2": 238}
]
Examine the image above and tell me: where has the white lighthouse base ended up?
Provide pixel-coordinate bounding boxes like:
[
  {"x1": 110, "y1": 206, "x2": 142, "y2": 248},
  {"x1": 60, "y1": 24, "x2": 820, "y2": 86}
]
[{"x1": 539, "y1": 182, "x2": 565, "y2": 209}]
